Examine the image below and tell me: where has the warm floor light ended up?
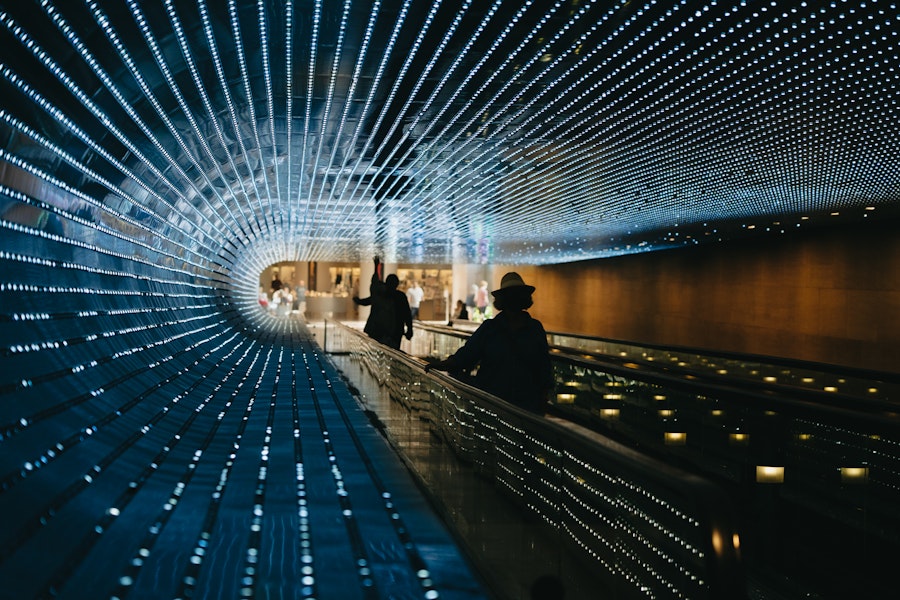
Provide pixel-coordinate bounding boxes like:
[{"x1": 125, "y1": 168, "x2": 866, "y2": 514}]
[
  {"x1": 711, "y1": 529, "x2": 741, "y2": 556},
  {"x1": 729, "y1": 433, "x2": 749, "y2": 445},
  {"x1": 556, "y1": 393, "x2": 576, "y2": 404},
  {"x1": 756, "y1": 466, "x2": 785, "y2": 483},
  {"x1": 664, "y1": 432, "x2": 687, "y2": 445},
  {"x1": 841, "y1": 467, "x2": 869, "y2": 483},
  {"x1": 599, "y1": 408, "x2": 620, "y2": 419}
]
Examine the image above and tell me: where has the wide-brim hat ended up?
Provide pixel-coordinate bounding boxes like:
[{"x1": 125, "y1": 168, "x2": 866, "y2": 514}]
[{"x1": 491, "y1": 272, "x2": 535, "y2": 297}]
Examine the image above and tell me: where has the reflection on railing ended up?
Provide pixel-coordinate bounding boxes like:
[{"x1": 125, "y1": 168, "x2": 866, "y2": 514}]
[
  {"x1": 436, "y1": 322, "x2": 900, "y2": 404},
  {"x1": 553, "y1": 356, "x2": 900, "y2": 528},
  {"x1": 412, "y1": 323, "x2": 900, "y2": 525},
  {"x1": 546, "y1": 333, "x2": 900, "y2": 404},
  {"x1": 325, "y1": 320, "x2": 745, "y2": 600}
]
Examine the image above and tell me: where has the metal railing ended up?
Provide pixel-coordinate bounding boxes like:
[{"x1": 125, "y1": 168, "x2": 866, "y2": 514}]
[
  {"x1": 398, "y1": 320, "x2": 900, "y2": 597},
  {"x1": 408, "y1": 321, "x2": 900, "y2": 531},
  {"x1": 438, "y1": 321, "x2": 900, "y2": 407},
  {"x1": 324, "y1": 320, "x2": 745, "y2": 600}
]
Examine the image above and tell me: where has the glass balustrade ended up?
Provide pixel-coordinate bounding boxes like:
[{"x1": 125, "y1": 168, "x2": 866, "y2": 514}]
[
  {"x1": 385, "y1": 321, "x2": 900, "y2": 598},
  {"x1": 324, "y1": 320, "x2": 745, "y2": 600}
]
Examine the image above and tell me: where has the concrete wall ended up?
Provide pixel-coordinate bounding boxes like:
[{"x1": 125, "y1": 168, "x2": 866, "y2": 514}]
[{"x1": 501, "y1": 222, "x2": 900, "y2": 373}]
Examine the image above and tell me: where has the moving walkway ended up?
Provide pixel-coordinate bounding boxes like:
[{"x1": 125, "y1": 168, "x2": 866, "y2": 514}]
[{"x1": 0, "y1": 319, "x2": 485, "y2": 599}]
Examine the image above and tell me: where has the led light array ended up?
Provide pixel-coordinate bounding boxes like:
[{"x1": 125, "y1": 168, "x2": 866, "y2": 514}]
[{"x1": 0, "y1": 1, "x2": 897, "y2": 279}]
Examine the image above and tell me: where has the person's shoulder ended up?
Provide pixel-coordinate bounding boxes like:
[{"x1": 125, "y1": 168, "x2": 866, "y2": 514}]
[
  {"x1": 477, "y1": 316, "x2": 502, "y2": 331},
  {"x1": 525, "y1": 314, "x2": 547, "y2": 333},
  {"x1": 481, "y1": 315, "x2": 498, "y2": 324}
]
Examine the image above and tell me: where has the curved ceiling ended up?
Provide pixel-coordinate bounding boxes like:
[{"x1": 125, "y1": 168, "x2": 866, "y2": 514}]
[{"x1": 1, "y1": 0, "x2": 899, "y2": 272}]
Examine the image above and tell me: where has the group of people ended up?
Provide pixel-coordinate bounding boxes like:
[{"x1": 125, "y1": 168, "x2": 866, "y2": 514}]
[
  {"x1": 461, "y1": 280, "x2": 492, "y2": 321},
  {"x1": 352, "y1": 257, "x2": 554, "y2": 415},
  {"x1": 353, "y1": 257, "x2": 414, "y2": 349},
  {"x1": 353, "y1": 261, "x2": 436, "y2": 348},
  {"x1": 259, "y1": 277, "x2": 307, "y2": 318}
]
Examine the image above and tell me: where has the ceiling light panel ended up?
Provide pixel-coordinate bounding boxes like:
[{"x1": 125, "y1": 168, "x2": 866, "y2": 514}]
[{"x1": 0, "y1": 0, "x2": 897, "y2": 270}]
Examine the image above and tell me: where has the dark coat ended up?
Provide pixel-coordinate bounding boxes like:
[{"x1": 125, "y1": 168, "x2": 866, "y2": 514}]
[
  {"x1": 355, "y1": 275, "x2": 412, "y2": 349},
  {"x1": 448, "y1": 310, "x2": 553, "y2": 412}
]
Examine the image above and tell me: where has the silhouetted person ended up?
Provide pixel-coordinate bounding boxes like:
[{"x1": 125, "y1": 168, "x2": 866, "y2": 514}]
[
  {"x1": 407, "y1": 281, "x2": 424, "y2": 320},
  {"x1": 353, "y1": 258, "x2": 413, "y2": 350},
  {"x1": 450, "y1": 299, "x2": 468, "y2": 324},
  {"x1": 426, "y1": 272, "x2": 553, "y2": 413},
  {"x1": 355, "y1": 257, "x2": 387, "y2": 341}
]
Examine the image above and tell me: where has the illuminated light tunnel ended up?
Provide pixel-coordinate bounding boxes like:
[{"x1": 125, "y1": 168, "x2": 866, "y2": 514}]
[{"x1": 1, "y1": 0, "x2": 899, "y2": 598}]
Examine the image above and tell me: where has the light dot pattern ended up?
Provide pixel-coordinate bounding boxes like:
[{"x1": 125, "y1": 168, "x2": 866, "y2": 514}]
[
  {"x1": 0, "y1": 316, "x2": 481, "y2": 598},
  {"x1": 0, "y1": 0, "x2": 897, "y2": 290}
]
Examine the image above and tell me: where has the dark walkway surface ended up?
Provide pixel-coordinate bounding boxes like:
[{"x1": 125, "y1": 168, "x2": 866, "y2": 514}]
[{"x1": 0, "y1": 319, "x2": 486, "y2": 599}]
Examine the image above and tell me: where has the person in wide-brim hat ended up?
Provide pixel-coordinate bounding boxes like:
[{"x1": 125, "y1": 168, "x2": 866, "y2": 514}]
[
  {"x1": 491, "y1": 271, "x2": 535, "y2": 311},
  {"x1": 425, "y1": 271, "x2": 553, "y2": 414}
]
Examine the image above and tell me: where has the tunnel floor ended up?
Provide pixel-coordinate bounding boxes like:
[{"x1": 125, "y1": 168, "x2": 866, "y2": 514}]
[{"x1": 0, "y1": 318, "x2": 487, "y2": 600}]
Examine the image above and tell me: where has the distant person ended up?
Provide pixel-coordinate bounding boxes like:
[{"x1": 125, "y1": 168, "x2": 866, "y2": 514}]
[
  {"x1": 426, "y1": 272, "x2": 553, "y2": 414},
  {"x1": 383, "y1": 274, "x2": 414, "y2": 348},
  {"x1": 407, "y1": 281, "x2": 424, "y2": 320},
  {"x1": 274, "y1": 287, "x2": 292, "y2": 317},
  {"x1": 355, "y1": 257, "x2": 388, "y2": 341},
  {"x1": 295, "y1": 280, "x2": 307, "y2": 318},
  {"x1": 465, "y1": 283, "x2": 478, "y2": 315},
  {"x1": 270, "y1": 275, "x2": 282, "y2": 294},
  {"x1": 475, "y1": 280, "x2": 489, "y2": 317},
  {"x1": 450, "y1": 299, "x2": 468, "y2": 324},
  {"x1": 258, "y1": 287, "x2": 269, "y2": 310},
  {"x1": 353, "y1": 258, "x2": 413, "y2": 349}
]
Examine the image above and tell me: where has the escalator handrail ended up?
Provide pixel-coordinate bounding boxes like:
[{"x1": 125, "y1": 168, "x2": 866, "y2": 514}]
[
  {"x1": 443, "y1": 321, "x2": 900, "y2": 383},
  {"x1": 418, "y1": 321, "x2": 900, "y2": 421},
  {"x1": 324, "y1": 319, "x2": 746, "y2": 600},
  {"x1": 544, "y1": 328, "x2": 900, "y2": 383}
]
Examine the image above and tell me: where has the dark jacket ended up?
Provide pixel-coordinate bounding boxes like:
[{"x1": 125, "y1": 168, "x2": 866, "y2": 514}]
[
  {"x1": 448, "y1": 310, "x2": 553, "y2": 412},
  {"x1": 355, "y1": 275, "x2": 412, "y2": 349}
]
